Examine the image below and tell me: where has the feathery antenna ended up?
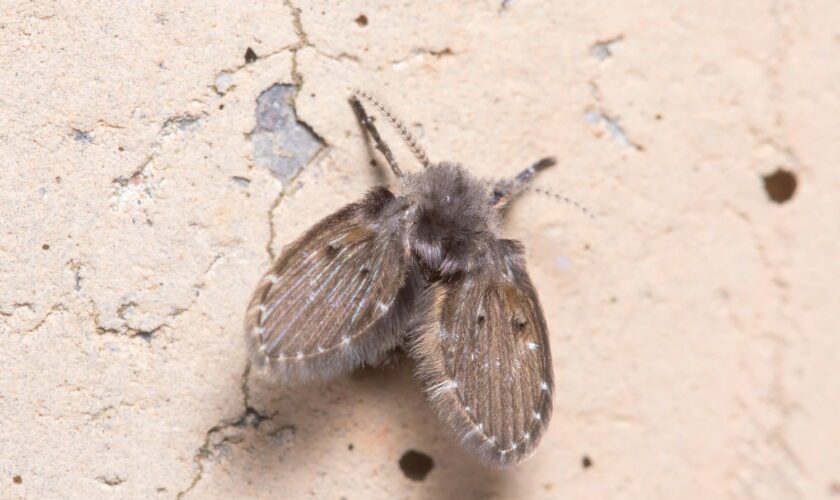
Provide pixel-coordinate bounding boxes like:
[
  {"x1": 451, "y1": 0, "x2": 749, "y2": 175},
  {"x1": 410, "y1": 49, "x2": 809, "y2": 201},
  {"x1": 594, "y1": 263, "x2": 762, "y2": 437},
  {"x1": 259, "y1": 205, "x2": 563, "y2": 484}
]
[
  {"x1": 529, "y1": 186, "x2": 599, "y2": 221},
  {"x1": 351, "y1": 89, "x2": 433, "y2": 169}
]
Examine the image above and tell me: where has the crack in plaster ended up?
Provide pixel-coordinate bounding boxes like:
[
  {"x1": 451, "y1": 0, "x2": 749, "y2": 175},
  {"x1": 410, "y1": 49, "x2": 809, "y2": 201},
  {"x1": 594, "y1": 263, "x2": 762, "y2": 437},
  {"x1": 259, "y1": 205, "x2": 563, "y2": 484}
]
[
  {"x1": 22, "y1": 303, "x2": 65, "y2": 334},
  {"x1": 96, "y1": 474, "x2": 125, "y2": 487},
  {"x1": 176, "y1": 14, "x2": 324, "y2": 490},
  {"x1": 390, "y1": 47, "x2": 454, "y2": 69},
  {"x1": 721, "y1": 203, "x2": 806, "y2": 498},
  {"x1": 86, "y1": 249, "x2": 224, "y2": 341},
  {"x1": 175, "y1": 363, "x2": 279, "y2": 499},
  {"x1": 585, "y1": 81, "x2": 644, "y2": 151},
  {"x1": 90, "y1": 300, "x2": 169, "y2": 340},
  {"x1": 283, "y1": 0, "x2": 309, "y2": 88}
]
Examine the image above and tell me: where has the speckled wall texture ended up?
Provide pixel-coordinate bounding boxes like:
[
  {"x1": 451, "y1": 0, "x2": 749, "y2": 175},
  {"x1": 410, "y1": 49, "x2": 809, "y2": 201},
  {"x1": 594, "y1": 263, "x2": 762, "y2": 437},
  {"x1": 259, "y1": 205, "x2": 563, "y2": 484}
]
[{"x1": 2, "y1": 1, "x2": 838, "y2": 499}]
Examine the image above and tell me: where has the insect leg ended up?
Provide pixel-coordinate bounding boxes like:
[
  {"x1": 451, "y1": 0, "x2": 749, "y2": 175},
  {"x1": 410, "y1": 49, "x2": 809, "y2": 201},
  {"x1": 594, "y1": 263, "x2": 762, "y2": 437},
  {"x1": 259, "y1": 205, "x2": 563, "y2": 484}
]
[{"x1": 349, "y1": 96, "x2": 404, "y2": 178}]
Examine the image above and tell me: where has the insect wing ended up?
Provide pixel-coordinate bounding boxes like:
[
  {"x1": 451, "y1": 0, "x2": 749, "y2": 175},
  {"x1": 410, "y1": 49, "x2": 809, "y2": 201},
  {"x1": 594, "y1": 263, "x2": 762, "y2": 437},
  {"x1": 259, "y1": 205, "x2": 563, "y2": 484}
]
[
  {"x1": 245, "y1": 187, "x2": 410, "y2": 383},
  {"x1": 410, "y1": 239, "x2": 553, "y2": 466}
]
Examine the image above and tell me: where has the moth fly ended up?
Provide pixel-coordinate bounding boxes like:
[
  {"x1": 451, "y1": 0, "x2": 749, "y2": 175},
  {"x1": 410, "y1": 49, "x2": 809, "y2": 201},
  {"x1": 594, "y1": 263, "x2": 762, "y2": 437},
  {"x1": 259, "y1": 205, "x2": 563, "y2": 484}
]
[{"x1": 246, "y1": 89, "x2": 566, "y2": 467}]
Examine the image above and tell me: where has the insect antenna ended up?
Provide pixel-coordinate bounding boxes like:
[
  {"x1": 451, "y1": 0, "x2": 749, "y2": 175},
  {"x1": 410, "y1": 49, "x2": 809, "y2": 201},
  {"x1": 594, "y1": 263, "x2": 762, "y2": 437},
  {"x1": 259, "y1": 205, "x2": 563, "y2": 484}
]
[
  {"x1": 351, "y1": 89, "x2": 433, "y2": 169},
  {"x1": 349, "y1": 95, "x2": 404, "y2": 177},
  {"x1": 528, "y1": 186, "x2": 599, "y2": 221},
  {"x1": 492, "y1": 157, "x2": 598, "y2": 220}
]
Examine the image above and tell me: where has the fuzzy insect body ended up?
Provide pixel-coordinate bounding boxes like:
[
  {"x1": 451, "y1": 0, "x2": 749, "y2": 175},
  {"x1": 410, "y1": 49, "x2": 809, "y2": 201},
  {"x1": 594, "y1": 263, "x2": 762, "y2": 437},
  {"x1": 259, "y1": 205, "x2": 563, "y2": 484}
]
[{"x1": 245, "y1": 91, "x2": 555, "y2": 467}]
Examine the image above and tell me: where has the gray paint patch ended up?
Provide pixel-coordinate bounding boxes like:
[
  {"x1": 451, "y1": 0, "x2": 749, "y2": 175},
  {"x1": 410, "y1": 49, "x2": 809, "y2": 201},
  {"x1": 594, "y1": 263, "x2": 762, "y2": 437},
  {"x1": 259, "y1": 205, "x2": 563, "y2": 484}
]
[
  {"x1": 73, "y1": 129, "x2": 92, "y2": 143},
  {"x1": 585, "y1": 109, "x2": 642, "y2": 150},
  {"x1": 590, "y1": 36, "x2": 623, "y2": 61},
  {"x1": 162, "y1": 114, "x2": 202, "y2": 133},
  {"x1": 214, "y1": 73, "x2": 234, "y2": 95},
  {"x1": 252, "y1": 84, "x2": 323, "y2": 185}
]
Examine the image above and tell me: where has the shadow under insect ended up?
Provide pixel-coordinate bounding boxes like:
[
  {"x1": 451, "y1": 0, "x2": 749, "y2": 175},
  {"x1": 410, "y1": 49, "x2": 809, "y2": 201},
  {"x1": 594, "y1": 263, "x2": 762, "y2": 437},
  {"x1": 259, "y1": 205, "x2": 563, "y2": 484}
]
[{"x1": 242, "y1": 356, "x2": 512, "y2": 498}]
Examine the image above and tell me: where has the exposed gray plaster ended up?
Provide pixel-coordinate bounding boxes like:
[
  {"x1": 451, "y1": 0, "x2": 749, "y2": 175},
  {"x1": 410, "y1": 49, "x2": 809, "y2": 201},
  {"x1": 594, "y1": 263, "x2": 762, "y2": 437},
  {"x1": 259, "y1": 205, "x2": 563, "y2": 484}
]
[{"x1": 252, "y1": 84, "x2": 324, "y2": 186}]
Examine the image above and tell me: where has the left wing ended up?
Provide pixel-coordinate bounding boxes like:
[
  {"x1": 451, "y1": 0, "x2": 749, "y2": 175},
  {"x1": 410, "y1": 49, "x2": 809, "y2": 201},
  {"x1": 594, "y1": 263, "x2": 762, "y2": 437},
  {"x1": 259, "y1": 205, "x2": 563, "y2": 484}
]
[{"x1": 245, "y1": 187, "x2": 413, "y2": 383}]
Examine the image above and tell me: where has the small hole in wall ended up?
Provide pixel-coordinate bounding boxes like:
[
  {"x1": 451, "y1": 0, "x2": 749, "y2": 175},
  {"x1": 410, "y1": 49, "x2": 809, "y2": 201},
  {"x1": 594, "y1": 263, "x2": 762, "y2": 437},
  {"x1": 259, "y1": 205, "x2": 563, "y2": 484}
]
[
  {"x1": 244, "y1": 47, "x2": 257, "y2": 63},
  {"x1": 355, "y1": 14, "x2": 368, "y2": 27},
  {"x1": 399, "y1": 450, "x2": 434, "y2": 481},
  {"x1": 655, "y1": 113, "x2": 662, "y2": 121},
  {"x1": 42, "y1": 244, "x2": 50, "y2": 250},
  {"x1": 219, "y1": 104, "x2": 225, "y2": 110},
  {"x1": 348, "y1": 443, "x2": 354, "y2": 451},
  {"x1": 582, "y1": 455, "x2": 593, "y2": 469},
  {"x1": 135, "y1": 331, "x2": 153, "y2": 342},
  {"x1": 763, "y1": 168, "x2": 797, "y2": 204},
  {"x1": 13, "y1": 476, "x2": 22, "y2": 484}
]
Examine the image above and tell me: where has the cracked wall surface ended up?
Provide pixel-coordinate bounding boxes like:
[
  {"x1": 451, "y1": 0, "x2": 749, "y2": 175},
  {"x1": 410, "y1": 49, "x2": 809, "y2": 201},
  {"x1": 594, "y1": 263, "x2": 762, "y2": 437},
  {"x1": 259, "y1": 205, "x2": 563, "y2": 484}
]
[{"x1": 1, "y1": 1, "x2": 839, "y2": 499}]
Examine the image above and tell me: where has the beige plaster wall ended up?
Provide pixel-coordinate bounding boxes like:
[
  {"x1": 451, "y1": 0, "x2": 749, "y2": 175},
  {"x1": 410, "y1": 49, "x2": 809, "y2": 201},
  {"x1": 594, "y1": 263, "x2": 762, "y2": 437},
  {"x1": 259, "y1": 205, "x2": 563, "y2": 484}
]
[{"x1": 1, "y1": 1, "x2": 838, "y2": 499}]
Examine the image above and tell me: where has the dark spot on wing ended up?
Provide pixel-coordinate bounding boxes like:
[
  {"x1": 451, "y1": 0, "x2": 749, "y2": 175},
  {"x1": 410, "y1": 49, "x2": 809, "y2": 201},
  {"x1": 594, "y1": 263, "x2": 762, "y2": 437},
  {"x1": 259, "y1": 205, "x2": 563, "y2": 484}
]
[{"x1": 325, "y1": 242, "x2": 341, "y2": 257}]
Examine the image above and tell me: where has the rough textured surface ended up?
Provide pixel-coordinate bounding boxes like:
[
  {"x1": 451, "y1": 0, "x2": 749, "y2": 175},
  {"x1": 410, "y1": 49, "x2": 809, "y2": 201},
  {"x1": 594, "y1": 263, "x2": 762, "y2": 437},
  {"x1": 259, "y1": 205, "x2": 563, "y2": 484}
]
[{"x1": 1, "y1": 1, "x2": 838, "y2": 499}]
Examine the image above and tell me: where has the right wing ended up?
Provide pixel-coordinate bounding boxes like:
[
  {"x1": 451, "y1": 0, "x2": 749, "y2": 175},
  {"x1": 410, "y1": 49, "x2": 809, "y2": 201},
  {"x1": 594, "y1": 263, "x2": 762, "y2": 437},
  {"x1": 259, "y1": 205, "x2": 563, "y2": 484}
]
[
  {"x1": 245, "y1": 187, "x2": 412, "y2": 383},
  {"x1": 409, "y1": 239, "x2": 554, "y2": 467}
]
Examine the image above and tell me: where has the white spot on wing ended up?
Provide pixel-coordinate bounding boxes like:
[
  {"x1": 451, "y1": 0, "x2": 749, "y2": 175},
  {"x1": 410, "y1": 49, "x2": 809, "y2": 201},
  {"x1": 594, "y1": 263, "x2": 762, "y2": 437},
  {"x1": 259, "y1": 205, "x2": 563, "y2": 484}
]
[
  {"x1": 527, "y1": 341, "x2": 539, "y2": 350},
  {"x1": 296, "y1": 351, "x2": 304, "y2": 359},
  {"x1": 429, "y1": 379, "x2": 458, "y2": 400},
  {"x1": 533, "y1": 412, "x2": 542, "y2": 421},
  {"x1": 504, "y1": 263, "x2": 514, "y2": 281},
  {"x1": 377, "y1": 301, "x2": 390, "y2": 313},
  {"x1": 342, "y1": 336, "x2": 350, "y2": 345},
  {"x1": 540, "y1": 381, "x2": 550, "y2": 392}
]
